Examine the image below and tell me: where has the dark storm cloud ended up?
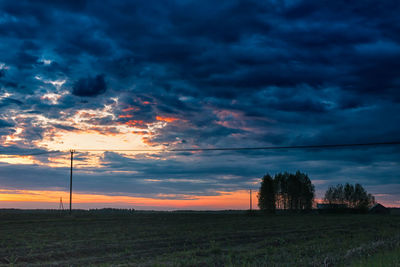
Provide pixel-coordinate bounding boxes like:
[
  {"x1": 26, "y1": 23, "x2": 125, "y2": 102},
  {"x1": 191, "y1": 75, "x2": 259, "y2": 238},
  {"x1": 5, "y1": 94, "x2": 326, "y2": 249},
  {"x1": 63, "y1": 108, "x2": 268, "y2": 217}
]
[
  {"x1": 72, "y1": 74, "x2": 107, "y2": 97},
  {"x1": 0, "y1": 98, "x2": 23, "y2": 108},
  {"x1": 15, "y1": 51, "x2": 39, "y2": 69},
  {"x1": 2, "y1": 0, "x2": 400, "y2": 102},
  {"x1": 0, "y1": 0, "x2": 400, "y2": 204},
  {"x1": 0, "y1": 119, "x2": 13, "y2": 128},
  {"x1": 0, "y1": 118, "x2": 14, "y2": 138}
]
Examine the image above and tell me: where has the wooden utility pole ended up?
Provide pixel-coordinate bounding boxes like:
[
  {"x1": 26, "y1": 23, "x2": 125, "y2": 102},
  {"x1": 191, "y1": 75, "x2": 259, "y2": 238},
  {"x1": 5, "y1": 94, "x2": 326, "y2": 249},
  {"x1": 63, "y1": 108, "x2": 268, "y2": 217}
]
[{"x1": 69, "y1": 149, "x2": 75, "y2": 214}]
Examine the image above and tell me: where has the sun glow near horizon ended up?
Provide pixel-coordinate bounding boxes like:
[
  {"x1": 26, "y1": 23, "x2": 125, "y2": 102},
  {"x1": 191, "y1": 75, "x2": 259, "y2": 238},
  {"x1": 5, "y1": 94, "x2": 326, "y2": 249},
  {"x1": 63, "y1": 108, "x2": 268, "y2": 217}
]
[{"x1": 0, "y1": 189, "x2": 258, "y2": 210}]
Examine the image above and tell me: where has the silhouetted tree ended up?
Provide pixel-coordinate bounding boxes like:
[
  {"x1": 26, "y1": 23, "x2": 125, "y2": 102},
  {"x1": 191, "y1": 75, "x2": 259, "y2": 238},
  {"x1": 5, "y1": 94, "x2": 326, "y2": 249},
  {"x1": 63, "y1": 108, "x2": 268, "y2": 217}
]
[
  {"x1": 344, "y1": 183, "x2": 354, "y2": 207},
  {"x1": 353, "y1": 183, "x2": 375, "y2": 211},
  {"x1": 297, "y1": 171, "x2": 315, "y2": 210},
  {"x1": 274, "y1": 172, "x2": 288, "y2": 209},
  {"x1": 324, "y1": 183, "x2": 375, "y2": 211},
  {"x1": 259, "y1": 171, "x2": 314, "y2": 212},
  {"x1": 258, "y1": 174, "x2": 276, "y2": 213}
]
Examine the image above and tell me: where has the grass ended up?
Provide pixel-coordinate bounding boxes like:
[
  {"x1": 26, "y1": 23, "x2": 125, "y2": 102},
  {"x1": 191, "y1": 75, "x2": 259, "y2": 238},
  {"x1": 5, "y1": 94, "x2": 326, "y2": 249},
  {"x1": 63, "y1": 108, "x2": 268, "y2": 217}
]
[
  {"x1": 351, "y1": 246, "x2": 400, "y2": 267},
  {"x1": 0, "y1": 210, "x2": 399, "y2": 266}
]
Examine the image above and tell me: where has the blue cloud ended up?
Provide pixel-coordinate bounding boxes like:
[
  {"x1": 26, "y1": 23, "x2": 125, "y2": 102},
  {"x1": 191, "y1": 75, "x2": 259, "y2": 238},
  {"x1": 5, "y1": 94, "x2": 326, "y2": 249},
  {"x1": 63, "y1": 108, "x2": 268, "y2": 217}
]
[{"x1": 72, "y1": 74, "x2": 107, "y2": 97}]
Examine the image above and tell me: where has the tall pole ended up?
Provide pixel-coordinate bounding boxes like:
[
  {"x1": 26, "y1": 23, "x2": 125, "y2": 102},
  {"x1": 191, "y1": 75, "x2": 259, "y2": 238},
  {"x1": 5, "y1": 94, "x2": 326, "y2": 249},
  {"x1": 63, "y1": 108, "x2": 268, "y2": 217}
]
[
  {"x1": 59, "y1": 197, "x2": 64, "y2": 210},
  {"x1": 250, "y1": 189, "x2": 252, "y2": 211},
  {"x1": 69, "y1": 149, "x2": 74, "y2": 214}
]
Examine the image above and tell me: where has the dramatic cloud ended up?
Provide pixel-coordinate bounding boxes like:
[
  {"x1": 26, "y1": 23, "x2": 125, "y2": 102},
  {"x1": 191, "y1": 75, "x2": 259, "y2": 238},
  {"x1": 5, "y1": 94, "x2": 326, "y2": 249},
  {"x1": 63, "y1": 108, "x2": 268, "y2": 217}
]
[
  {"x1": 72, "y1": 74, "x2": 107, "y2": 97},
  {"x1": 0, "y1": 119, "x2": 12, "y2": 128},
  {"x1": 0, "y1": 0, "x2": 399, "y2": 208}
]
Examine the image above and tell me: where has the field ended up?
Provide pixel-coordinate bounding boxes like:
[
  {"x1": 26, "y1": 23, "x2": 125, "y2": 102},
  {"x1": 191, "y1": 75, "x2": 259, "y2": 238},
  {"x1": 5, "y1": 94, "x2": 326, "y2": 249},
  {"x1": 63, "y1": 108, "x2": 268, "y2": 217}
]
[{"x1": 0, "y1": 210, "x2": 399, "y2": 266}]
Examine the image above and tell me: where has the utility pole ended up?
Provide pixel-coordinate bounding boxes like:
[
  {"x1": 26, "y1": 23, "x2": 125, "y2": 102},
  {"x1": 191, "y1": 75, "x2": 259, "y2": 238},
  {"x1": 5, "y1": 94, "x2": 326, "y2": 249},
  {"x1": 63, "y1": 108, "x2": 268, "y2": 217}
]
[
  {"x1": 250, "y1": 189, "x2": 252, "y2": 211},
  {"x1": 69, "y1": 149, "x2": 75, "y2": 214},
  {"x1": 59, "y1": 197, "x2": 64, "y2": 210}
]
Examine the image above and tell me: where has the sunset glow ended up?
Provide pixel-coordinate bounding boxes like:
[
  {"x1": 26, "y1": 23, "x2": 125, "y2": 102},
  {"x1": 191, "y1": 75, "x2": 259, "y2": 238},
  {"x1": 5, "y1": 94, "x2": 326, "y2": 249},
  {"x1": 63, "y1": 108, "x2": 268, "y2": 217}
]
[{"x1": 0, "y1": 189, "x2": 258, "y2": 210}]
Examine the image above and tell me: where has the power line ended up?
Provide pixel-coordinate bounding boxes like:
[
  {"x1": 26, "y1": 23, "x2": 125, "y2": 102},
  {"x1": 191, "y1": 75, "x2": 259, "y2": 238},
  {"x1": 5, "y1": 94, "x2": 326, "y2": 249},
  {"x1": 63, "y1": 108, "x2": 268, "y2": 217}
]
[
  {"x1": 75, "y1": 141, "x2": 400, "y2": 152},
  {"x1": 0, "y1": 141, "x2": 399, "y2": 156}
]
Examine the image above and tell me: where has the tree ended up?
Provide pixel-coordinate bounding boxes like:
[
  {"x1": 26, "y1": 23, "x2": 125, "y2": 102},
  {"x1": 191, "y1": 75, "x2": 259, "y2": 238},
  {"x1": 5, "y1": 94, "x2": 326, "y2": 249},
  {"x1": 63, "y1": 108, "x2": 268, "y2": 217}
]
[
  {"x1": 274, "y1": 172, "x2": 287, "y2": 209},
  {"x1": 325, "y1": 187, "x2": 334, "y2": 204},
  {"x1": 344, "y1": 183, "x2": 354, "y2": 207},
  {"x1": 297, "y1": 171, "x2": 315, "y2": 210},
  {"x1": 353, "y1": 183, "x2": 375, "y2": 211},
  {"x1": 325, "y1": 184, "x2": 345, "y2": 205},
  {"x1": 286, "y1": 171, "x2": 315, "y2": 211},
  {"x1": 258, "y1": 171, "x2": 315, "y2": 212},
  {"x1": 258, "y1": 174, "x2": 276, "y2": 212},
  {"x1": 324, "y1": 183, "x2": 375, "y2": 211}
]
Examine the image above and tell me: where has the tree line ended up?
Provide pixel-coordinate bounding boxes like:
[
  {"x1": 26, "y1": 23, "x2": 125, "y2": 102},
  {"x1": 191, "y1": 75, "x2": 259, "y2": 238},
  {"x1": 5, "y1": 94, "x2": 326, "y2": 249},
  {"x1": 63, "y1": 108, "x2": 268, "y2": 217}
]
[
  {"x1": 324, "y1": 183, "x2": 375, "y2": 211},
  {"x1": 258, "y1": 171, "x2": 376, "y2": 213},
  {"x1": 258, "y1": 171, "x2": 315, "y2": 212}
]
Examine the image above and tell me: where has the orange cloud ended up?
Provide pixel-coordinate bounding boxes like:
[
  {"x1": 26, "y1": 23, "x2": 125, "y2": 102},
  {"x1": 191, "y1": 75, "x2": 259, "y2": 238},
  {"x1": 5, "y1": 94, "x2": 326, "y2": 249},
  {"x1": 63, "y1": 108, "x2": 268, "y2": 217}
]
[
  {"x1": 123, "y1": 120, "x2": 145, "y2": 127},
  {"x1": 132, "y1": 130, "x2": 151, "y2": 135},
  {"x1": 142, "y1": 136, "x2": 158, "y2": 146},
  {"x1": 156, "y1": 116, "x2": 179, "y2": 123},
  {"x1": 122, "y1": 107, "x2": 139, "y2": 112},
  {"x1": 119, "y1": 114, "x2": 133, "y2": 118}
]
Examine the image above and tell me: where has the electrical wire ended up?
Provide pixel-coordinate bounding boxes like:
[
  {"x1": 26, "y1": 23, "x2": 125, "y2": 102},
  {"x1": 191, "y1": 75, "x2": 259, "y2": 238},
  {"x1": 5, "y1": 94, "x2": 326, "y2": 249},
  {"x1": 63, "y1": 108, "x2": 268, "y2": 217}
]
[
  {"x1": 75, "y1": 141, "x2": 400, "y2": 152},
  {"x1": 1, "y1": 141, "x2": 399, "y2": 156}
]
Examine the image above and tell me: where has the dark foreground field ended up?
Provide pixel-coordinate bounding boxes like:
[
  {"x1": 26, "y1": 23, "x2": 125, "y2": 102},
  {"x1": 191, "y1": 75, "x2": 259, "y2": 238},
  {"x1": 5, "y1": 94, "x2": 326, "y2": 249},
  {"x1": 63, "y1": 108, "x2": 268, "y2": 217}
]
[{"x1": 0, "y1": 210, "x2": 399, "y2": 266}]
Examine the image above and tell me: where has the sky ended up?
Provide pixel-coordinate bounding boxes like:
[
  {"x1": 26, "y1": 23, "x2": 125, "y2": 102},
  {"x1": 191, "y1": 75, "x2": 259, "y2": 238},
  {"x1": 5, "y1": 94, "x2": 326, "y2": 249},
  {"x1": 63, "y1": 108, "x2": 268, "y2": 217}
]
[{"x1": 0, "y1": 0, "x2": 400, "y2": 209}]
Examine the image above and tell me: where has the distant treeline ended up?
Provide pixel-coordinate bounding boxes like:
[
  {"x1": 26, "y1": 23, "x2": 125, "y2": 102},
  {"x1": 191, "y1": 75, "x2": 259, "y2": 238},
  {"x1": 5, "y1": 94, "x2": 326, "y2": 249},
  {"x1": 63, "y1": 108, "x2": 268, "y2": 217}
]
[
  {"x1": 258, "y1": 171, "x2": 377, "y2": 213},
  {"x1": 324, "y1": 183, "x2": 375, "y2": 211}
]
